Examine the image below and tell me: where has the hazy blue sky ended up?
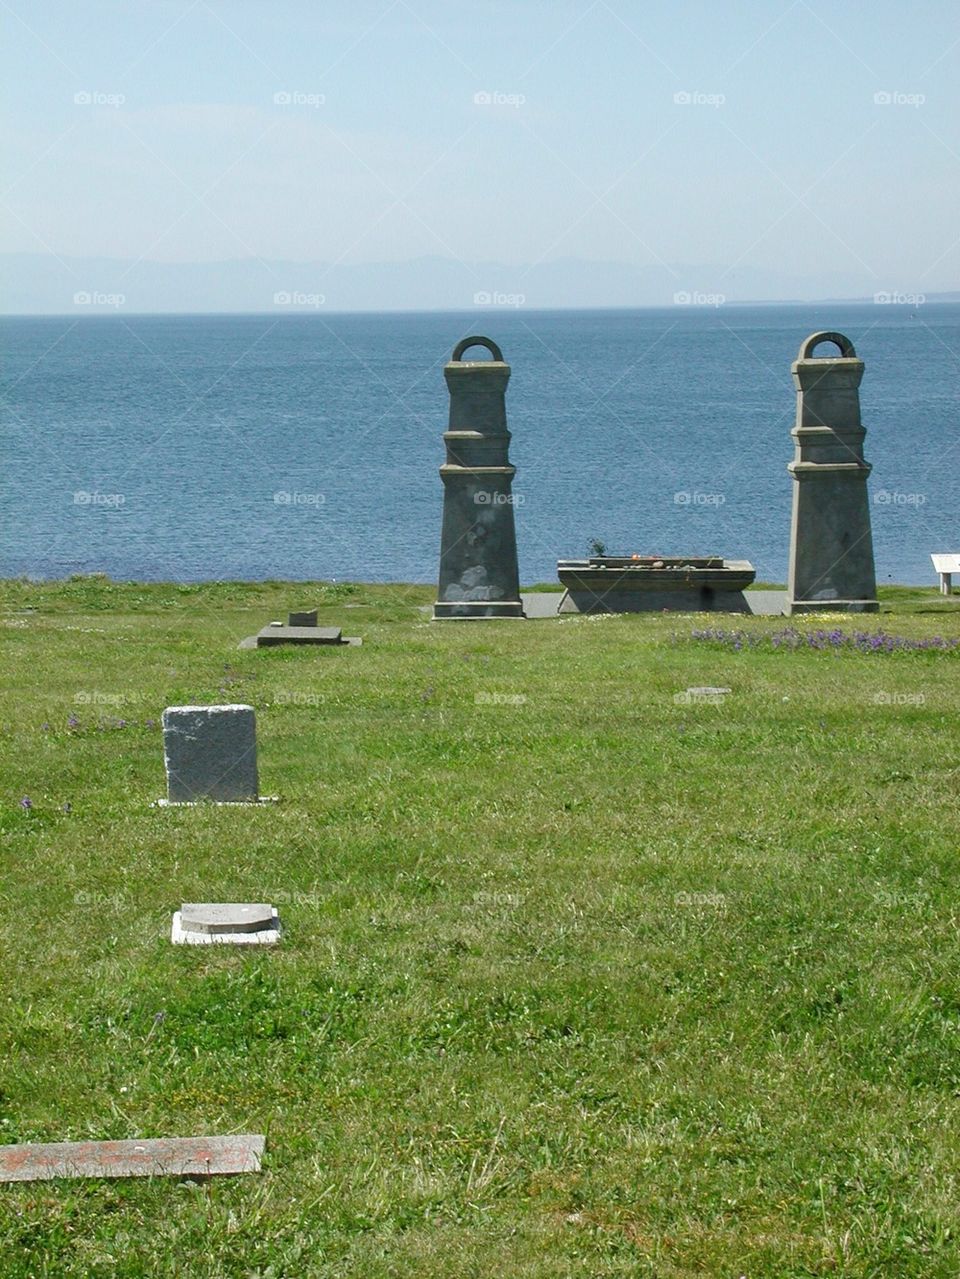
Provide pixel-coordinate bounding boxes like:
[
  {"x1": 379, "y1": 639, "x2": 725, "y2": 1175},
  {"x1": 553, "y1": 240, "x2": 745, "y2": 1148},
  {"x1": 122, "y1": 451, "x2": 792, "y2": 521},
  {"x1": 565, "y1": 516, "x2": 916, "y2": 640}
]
[{"x1": 2, "y1": 0, "x2": 958, "y2": 297}]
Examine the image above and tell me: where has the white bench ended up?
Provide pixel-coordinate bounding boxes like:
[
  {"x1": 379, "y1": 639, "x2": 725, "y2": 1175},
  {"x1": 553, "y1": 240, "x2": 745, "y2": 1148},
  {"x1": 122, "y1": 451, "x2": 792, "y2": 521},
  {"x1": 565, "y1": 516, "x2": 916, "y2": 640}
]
[{"x1": 931, "y1": 553, "x2": 960, "y2": 595}]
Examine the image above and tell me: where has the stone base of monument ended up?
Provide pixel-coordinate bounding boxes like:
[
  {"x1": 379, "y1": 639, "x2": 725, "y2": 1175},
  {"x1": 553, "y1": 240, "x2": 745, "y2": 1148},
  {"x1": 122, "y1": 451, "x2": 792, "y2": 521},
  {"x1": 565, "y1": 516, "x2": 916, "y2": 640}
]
[
  {"x1": 787, "y1": 597, "x2": 880, "y2": 614},
  {"x1": 557, "y1": 557, "x2": 756, "y2": 614},
  {"x1": 171, "y1": 902, "x2": 281, "y2": 945},
  {"x1": 433, "y1": 599, "x2": 526, "y2": 620}
]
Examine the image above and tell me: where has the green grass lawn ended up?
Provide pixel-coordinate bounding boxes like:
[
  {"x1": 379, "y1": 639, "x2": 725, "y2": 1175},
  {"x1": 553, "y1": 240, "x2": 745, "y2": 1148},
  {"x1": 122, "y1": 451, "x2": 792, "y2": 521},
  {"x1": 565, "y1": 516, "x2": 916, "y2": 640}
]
[{"x1": 1, "y1": 577, "x2": 959, "y2": 1277}]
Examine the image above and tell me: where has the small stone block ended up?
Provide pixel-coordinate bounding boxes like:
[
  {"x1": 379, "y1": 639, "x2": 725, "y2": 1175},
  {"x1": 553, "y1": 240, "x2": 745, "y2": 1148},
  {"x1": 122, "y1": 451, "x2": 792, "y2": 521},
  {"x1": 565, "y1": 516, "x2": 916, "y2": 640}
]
[
  {"x1": 162, "y1": 704, "x2": 259, "y2": 803},
  {"x1": 0, "y1": 1135, "x2": 265, "y2": 1182},
  {"x1": 288, "y1": 609, "x2": 318, "y2": 627},
  {"x1": 172, "y1": 904, "x2": 280, "y2": 945}
]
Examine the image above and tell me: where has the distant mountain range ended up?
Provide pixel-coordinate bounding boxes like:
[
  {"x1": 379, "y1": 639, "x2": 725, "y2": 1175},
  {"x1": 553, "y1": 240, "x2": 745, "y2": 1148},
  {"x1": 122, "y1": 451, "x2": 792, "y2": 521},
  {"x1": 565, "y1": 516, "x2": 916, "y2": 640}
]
[{"x1": 1, "y1": 252, "x2": 955, "y2": 314}]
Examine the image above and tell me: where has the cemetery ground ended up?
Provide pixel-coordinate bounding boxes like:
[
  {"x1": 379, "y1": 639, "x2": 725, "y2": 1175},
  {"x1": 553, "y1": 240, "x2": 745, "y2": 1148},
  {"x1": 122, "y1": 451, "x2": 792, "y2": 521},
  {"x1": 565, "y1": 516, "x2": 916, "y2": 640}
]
[{"x1": 1, "y1": 576, "x2": 959, "y2": 1279}]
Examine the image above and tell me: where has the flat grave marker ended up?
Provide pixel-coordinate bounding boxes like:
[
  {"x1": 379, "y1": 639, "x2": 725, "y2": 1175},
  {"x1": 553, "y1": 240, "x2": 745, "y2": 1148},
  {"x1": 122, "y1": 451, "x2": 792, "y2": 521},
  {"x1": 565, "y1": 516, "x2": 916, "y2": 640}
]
[
  {"x1": 172, "y1": 902, "x2": 281, "y2": 945},
  {"x1": 0, "y1": 1135, "x2": 265, "y2": 1183}
]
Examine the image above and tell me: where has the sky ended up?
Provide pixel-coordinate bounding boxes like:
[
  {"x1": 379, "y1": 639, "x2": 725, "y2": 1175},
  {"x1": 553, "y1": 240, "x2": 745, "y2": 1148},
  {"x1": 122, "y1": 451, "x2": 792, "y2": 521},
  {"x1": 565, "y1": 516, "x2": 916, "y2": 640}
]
[{"x1": 2, "y1": 0, "x2": 958, "y2": 305}]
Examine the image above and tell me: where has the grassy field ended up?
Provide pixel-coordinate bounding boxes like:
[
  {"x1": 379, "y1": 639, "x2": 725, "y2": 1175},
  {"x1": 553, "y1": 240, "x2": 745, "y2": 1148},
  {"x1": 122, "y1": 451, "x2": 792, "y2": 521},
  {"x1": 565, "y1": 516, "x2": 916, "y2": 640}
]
[{"x1": 1, "y1": 576, "x2": 959, "y2": 1278}]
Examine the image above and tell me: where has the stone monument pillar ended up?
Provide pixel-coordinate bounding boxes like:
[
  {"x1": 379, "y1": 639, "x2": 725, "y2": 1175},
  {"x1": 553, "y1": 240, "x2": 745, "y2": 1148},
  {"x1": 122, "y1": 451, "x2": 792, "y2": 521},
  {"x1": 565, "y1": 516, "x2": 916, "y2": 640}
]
[
  {"x1": 433, "y1": 336, "x2": 525, "y2": 620},
  {"x1": 787, "y1": 331, "x2": 878, "y2": 613}
]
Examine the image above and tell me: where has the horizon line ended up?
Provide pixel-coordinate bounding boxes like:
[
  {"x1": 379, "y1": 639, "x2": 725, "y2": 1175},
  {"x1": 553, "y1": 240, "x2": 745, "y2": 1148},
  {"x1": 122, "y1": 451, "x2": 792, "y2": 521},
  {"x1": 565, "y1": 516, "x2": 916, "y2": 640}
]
[{"x1": 2, "y1": 298, "x2": 953, "y2": 320}]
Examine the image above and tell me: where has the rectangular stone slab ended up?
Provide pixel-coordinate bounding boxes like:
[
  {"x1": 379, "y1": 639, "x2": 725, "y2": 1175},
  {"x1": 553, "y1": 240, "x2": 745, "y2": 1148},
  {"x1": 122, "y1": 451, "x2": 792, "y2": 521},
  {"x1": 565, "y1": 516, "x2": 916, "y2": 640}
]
[
  {"x1": 255, "y1": 626, "x2": 343, "y2": 647},
  {"x1": 0, "y1": 1135, "x2": 265, "y2": 1182}
]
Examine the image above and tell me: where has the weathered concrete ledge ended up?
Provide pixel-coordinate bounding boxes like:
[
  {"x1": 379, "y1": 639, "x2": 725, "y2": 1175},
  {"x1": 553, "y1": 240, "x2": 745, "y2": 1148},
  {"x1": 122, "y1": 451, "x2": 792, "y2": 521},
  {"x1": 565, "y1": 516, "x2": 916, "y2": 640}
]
[{"x1": 557, "y1": 556, "x2": 756, "y2": 614}]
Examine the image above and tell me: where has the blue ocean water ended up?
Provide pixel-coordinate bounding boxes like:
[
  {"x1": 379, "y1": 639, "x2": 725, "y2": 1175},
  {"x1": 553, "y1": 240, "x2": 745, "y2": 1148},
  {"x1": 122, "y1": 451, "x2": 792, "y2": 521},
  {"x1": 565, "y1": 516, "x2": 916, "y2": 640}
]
[{"x1": 1, "y1": 305, "x2": 958, "y2": 585}]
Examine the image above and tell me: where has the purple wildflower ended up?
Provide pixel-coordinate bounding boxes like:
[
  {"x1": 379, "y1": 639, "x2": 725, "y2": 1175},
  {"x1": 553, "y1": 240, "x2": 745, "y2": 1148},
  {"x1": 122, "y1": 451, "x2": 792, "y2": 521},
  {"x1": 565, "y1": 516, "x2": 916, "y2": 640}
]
[{"x1": 686, "y1": 626, "x2": 959, "y2": 655}]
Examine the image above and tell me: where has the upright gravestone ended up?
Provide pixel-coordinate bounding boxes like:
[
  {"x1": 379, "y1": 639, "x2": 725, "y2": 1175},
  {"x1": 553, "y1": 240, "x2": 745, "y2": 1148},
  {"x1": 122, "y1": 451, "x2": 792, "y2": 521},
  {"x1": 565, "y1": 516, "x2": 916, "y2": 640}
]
[
  {"x1": 161, "y1": 704, "x2": 260, "y2": 803},
  {"x1": 433, "y1": 337, "x2": 525, "y2": 619},
  {"x1": 786, "y1": 331, "x2": 879, "y2": 613}
]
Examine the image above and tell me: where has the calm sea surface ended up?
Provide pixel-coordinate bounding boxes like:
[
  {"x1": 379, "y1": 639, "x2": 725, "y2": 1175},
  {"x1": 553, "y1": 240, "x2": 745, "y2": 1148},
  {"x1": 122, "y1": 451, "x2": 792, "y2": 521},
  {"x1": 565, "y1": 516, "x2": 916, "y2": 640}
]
[{"x1": 2, "y1": 305, "x2": 958, "y2": 585}]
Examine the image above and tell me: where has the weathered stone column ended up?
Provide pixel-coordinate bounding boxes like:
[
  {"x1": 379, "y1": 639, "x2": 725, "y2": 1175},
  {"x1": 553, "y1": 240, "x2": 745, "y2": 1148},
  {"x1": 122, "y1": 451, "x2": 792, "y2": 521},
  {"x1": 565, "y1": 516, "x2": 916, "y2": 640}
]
[
  {"x1": 433, "y1": 336, "x2": 525, "y2": 620},
  {"x1": 787, "y1": 331, "x2": 878, "y2": 613}
]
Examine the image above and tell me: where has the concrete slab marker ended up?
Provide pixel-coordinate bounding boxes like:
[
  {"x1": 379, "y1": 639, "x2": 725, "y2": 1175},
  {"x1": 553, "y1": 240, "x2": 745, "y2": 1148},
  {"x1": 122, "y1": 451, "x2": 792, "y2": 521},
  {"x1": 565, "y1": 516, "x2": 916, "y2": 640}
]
[
  {"x1": 171, "y1": 902, "x2": 281, "y2": 945},
  {"x1": 0, "y1": 1135, "x2": 265, "y2": 1183}
]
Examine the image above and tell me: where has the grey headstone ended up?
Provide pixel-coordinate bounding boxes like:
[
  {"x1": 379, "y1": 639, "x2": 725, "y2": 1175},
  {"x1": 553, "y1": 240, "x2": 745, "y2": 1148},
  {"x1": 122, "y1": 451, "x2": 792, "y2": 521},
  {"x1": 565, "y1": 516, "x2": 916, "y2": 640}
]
[
  {"x1": 162, "y1": 704, "x2": 259, "y2": 803},
  {"x1": 288, "y1": 610, "x2": 318, "y2": 627}
]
